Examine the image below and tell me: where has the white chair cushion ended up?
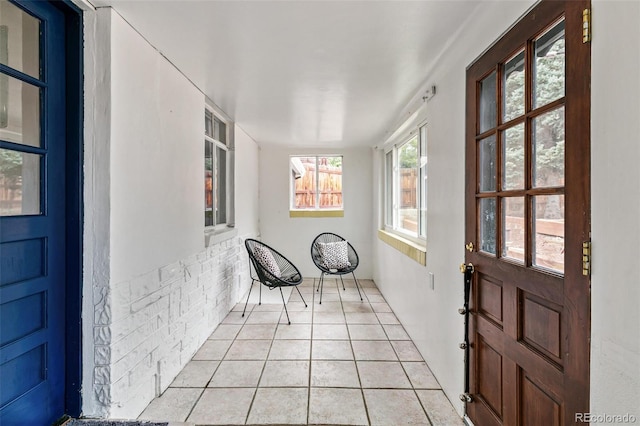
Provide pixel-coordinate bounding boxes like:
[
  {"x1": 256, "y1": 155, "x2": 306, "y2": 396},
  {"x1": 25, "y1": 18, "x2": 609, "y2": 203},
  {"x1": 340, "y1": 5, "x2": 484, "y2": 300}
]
[
  {"x1": 253, "y1": 244, "x2": 282, "y2": 278},
  {"x1": 318, "y1": 241, "x2": 351, "y2": 270}
]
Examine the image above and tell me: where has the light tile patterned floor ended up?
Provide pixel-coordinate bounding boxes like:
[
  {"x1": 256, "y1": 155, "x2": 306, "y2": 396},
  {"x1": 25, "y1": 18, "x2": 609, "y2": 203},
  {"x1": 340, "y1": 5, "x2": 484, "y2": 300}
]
[{"x1": 139, "y1": 278, "x2": 463, "y2": 425}]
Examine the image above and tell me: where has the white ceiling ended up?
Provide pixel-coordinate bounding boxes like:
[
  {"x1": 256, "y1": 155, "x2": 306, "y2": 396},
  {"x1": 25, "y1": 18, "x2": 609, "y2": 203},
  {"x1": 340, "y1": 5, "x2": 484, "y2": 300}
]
[{"x1": 93, "y1": 0, "x2": 481, "y2": 147}]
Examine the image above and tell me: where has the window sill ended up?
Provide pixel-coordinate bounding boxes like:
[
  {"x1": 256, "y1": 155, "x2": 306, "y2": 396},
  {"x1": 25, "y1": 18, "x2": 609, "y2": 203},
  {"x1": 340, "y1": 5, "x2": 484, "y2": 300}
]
[
  {"x1": 205, "y1": 226, "x2": 238, "y2": 247},
  {"x1": 289, "y1": 210, "x2": 344, "y2": 218},
  {"x1": 377, "y1": 229, "x2": 426, "y2": 266}
]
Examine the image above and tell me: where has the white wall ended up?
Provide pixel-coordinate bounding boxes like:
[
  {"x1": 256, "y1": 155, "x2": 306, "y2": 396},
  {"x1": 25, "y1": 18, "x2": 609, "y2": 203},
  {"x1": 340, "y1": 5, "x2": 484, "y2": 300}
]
[
  {"x1": 259, "y1": 146, "x2": 373, "y2": 278},
  {"x1": 235, "y1": 125, "x2": 261, "y2": 239},
  {"x1": 590, "y1": 0, "x2": 640, "y2": 418},
  {"x1": 82, "y1": 8, "x2": 260, "y2": 418},
  {"x1": 372, "y1": 0, "x2": 545, "y2": 416}
]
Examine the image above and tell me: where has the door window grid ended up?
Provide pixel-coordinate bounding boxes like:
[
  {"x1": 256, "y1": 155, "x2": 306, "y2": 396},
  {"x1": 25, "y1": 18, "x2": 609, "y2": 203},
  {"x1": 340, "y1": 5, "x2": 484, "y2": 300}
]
[
  {"x1": 0, "y1": 0, "x2": 45, "y2": 217},
  {"x1": 475, "y1": 19, "x2": 566, "y2": 274}
]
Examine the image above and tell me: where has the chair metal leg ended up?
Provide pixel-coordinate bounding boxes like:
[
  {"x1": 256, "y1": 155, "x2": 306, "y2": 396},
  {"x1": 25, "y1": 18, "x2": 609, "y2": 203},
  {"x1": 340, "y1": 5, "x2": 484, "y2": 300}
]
[
  {"x1": 242, "y1": 279, "x2": 256, "y2": 317},
  {"x1": 339, "y1": 275, "x2": 346, "y2": 291},
  {"x1": 351, "y1": 272, "x2": 363, "y2": 301},
  {"x1": 295, "y1": 285, "x2": 307, "y2": 307},
  {"x1": 280, "y1": 287, "x2": 291, "y2": 325},
  {"x1": 319, "y1": 273, "x2": 324, "y2": 304},
  {"x1": 317, "y1": 275, "x2": 322, "y2": 292}
]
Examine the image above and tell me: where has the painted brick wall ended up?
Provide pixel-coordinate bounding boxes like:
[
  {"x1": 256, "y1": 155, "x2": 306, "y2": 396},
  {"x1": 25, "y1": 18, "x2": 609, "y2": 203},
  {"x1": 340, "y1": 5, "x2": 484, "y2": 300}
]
[{"x1": 92, "y1": 236, "x2": 250, "y2": 418}]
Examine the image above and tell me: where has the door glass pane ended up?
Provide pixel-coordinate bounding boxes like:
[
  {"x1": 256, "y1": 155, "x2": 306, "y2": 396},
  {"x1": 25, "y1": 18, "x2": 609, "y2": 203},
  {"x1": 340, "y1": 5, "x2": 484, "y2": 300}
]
[
  {"x1": 479, "y1": 197, "x2": 496, "y2": 255},
  {"x1": 0, "y1": 148, "x2": 40, "y2": 216},
  {"x1": 419, "y1": 125, "x2": 427, "y2": 238},
  {"x1": 533, "y1": 106, "x2": 564, "y2": 188},
  {"x1": 205, "y1": 110, "x2": 213, "y2": 138},
  {"x1": 532, "y1": 195, "x2": 564, "y2": 273},
  {"x1": 204, "y1": 141, "x2": 213, "y2": 226},
  {"x1": 398, "y1": 136, "x2": 418, "y2": 234},
  {"x1": 533, "y1": 20, "x2": 565, "y2": 109},
  {"x1": 213, "y1": 117, "x2": 226, "y2": 144},
  {"x1": 318, "y1": 156, "x2": 342, "y2": 209},
  {"x1": 0, "y1": 0, "x2": 40, "y2": 79},
  {"x1": 385, "y1": 151, "x2": 392, "y2": 226},
  {"x1": 216, "y1": 146, "x2": 226, "y2": 224},
  {"x1": 503, "y1": 124, "x2": 525, "y2": 190},
  {"x1": 503, "y1": 50, "x2": 525, "y2": 122},
  {"x1": 0, "y1": 74, "x2": 41, "y2": 147},
  {"x1": 479, "y1": 71, "x2": 497, "y2": 133},
  {"x1": 479, "y1": 135, "x2": 496, "y2": 192},
  {"x1": 502, "y1": 197, "x2": 525, "y2": 263}
]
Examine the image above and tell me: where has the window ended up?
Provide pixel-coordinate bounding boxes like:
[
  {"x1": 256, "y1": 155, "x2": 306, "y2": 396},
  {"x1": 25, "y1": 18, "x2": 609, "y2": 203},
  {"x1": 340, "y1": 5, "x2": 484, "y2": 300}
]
[
  {"x1": 290, "y1": 155, "x2": 343, "y2": 211},
  {"x1": 384, "y1": 124, "x2": 427, "y2": 241},
  {"x1": 205, "y1": 108, "x2": 229, "y2": 227}
]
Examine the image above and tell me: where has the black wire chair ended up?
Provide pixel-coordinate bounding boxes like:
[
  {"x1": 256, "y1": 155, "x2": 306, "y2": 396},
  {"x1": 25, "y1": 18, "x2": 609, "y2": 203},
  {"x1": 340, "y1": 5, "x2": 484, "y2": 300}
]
[
  {"x1": 310, "y1": 232, "x2": 363, "y2": 304},
  {"x1": 243, "y1": 238, "x2": 307, "y2": 324}
]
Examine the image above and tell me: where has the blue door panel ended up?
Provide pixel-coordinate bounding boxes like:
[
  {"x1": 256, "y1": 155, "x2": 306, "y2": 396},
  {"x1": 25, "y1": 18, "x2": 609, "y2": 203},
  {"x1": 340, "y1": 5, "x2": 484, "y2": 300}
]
[{"x1": 0, "y1": 1, "x2": 67, "y2": 424}]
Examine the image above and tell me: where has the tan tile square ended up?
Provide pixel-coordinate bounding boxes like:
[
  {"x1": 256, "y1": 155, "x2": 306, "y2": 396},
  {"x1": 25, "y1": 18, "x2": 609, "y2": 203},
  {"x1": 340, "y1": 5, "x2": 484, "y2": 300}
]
[
  {"x1": 269, "y1": 340, "x2": 311, "y2": 360},
  {"x1": 342, "y1": 301, "x2": 374, "y2": 313},
  {"x1": 364, "y1": 389, "x2": 429, "y2": 425},
  {"x1": 392, "y1": 341, "x2": 424, "y2": 361},
  {"x1": 345, "y1": 312, "x2": 379, "y2": 324},
  {"x1": 311, "y1": 360, "x2": 360, "y2": 388},
  {"x1": 376, "y1": 312, "x2": 400, "y2": 324},
  {"x1": 208, "y1": 324, "x2": 242, "y2": 340},
  {"x1": 313, "y1": 311, "x2": 346, "y2": 324},
  {"x1": 192, "y1": 340, "x2": 233, "y2": 360},
  {"x1": 279, "y1": 310, "x2": 313, "y2": 324},
  {"x1": 383, "y1": 324, "x2": 411, "y2": 340},
  {"x1": 283, "y1": 301, "x2": 309, "y2": 311},
  {"x1": 138, "y1": 388, "x2": 202, "y2": 422},
  {"x1": 259, "y1": 360, "x2": 310, "y2": 387},
  {"x1": 252, "y1": 303, "x2": 284, "y2": 312},
  {"x1": 169, "y1": 360, "x2": 219, "y2": 388},
  {"x1": 309, "y1": 388, "x2": 368, "y2": 425},
  {"x1": 367, "y1": 294, "x2": 387, "y2": 303},
  {"x1": 275, "y1": 323, "x2": 312, "y2": 339},
  {"x1": 313, "y1": 324, "x2": 349, "y2": 340},
  {"x1": 247, "y1": 388, "x2": 308, "y2": 424},
  {"x1": 314, "y1": 301, "x2": 343, "y2": 312},
  {"x1": 208, "y1": 360, "x2": 264, "y2": 387},
  {"x1": 341, "y1": 290, "x2": 364, "y2": 302},
  {"x1": 370, "y1": 302, "x2": 393, "y2": 313},
  {"x1": 236, "y1": 324, "x2": 277, "y2": 340},
  {"x1": 351, "y1": 340, "x2": 398, "y2": 361},
  {"x1": 221, "y1": 311, "x2": 248, "y2": 324},
  {"x1": 224, "y1": 339, "x2": 271, "y2": 360},
  {"x1": 312, "y1": 340, "x2": 354, "y2": 360},
  {"x1": 246, "y1": 311, "x2": 282, "y2": 324},
  {"x1": 348, "y1": 324, "x2": 388, "y2": 340},
  {"x1": 187, "y1": 388, "x2": 255, "y2": 425},
  {"x1": 403, "y1": 362, "x2": 440, "y2": 389},
  {"x1": 316, "y1": 292, "x2": 341, "y2": 302},
  {"x1": 416, "y1": 390, "x2": 464, "y2": 425},
  {"x1": 357, "y1": 361, "x2": 411, "y2": 388}
]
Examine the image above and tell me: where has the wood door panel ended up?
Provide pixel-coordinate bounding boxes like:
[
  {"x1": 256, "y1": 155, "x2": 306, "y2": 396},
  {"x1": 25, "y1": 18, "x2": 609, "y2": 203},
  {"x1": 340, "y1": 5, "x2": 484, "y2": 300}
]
[
  {"x1": 477, "y1": 273, "x2": 503, "y2": 326},
  {"x1": 520, "y1": 290, "x2": 563, "y2": 363},
  {"x1": 477, "y1": 336, "x2": 504, "y2": 418},
  {"x1": 520, "y1": 369, "x2": 562, "y2": 426}
]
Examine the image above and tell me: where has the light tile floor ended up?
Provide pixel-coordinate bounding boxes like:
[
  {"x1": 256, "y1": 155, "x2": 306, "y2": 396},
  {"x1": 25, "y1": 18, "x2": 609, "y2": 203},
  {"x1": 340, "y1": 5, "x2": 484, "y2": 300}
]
[{"x1": 139, "y1": 278, "x2": 463, "y2": 425}]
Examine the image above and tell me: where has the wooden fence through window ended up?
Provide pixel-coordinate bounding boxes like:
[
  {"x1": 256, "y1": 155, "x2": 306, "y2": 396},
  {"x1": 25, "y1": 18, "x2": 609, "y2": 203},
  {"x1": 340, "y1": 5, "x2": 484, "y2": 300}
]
[{"x1": 294, "y1": 164, "x2": 342, "y2": 208}]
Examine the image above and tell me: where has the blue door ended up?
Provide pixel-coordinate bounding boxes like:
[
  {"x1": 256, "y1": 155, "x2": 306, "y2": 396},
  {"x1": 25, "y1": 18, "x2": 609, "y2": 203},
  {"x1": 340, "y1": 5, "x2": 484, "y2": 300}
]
[{"x1": 0, "y1": 0, "x2": 67, "y2": 424}]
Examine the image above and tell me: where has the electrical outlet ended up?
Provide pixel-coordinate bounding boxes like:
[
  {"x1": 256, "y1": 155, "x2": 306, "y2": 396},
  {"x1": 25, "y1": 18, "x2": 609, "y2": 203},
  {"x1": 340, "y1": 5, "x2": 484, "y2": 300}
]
[{"x1": 429, "y1": 272, "x2": 435, "y2": 290}]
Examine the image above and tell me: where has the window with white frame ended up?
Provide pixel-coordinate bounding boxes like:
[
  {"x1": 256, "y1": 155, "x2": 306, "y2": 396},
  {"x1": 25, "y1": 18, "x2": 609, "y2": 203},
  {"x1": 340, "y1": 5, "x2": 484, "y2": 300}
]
[
  {"x1": 290, "y1": 155, "x2": 343, "y2": 210},
  {"x1": 385, "y1": 123, "x2": 427, "y2": 240},
  {"x1": 204, "y1": 108, "x2": 229, "y2": 227}
]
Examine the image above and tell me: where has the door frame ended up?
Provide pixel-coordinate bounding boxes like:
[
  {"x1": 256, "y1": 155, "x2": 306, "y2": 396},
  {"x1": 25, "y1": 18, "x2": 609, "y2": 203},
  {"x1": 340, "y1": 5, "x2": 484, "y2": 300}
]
[{"x1": 53, "y1": 0, "x2": 84, "y2": 417}]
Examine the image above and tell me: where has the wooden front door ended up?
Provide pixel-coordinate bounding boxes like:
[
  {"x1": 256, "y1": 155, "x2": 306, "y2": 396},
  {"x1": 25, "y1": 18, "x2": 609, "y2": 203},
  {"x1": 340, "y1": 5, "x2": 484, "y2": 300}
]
[
  {"x1": 0, "y1": 1, "x2": 68, "y2": 424},
  {"x1": 465, "y1": 1, "x2": 591, "y2": 425}
]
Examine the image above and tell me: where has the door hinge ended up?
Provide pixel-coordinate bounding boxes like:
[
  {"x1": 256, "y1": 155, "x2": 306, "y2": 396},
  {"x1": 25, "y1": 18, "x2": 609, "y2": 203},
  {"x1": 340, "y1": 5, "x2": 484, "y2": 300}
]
[
  {"x1": 582, "y1": 241, "x2": 591, "y2": 276},
  {"x1": 582, "y1": 8, "x2": 591, "y2": 43}
]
